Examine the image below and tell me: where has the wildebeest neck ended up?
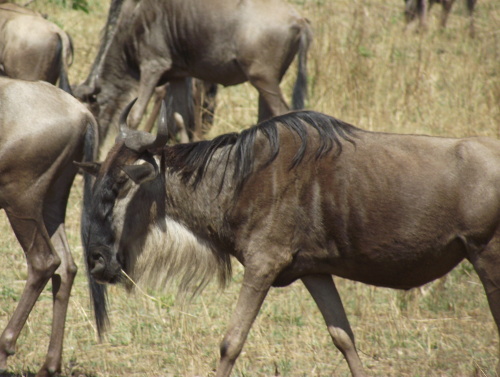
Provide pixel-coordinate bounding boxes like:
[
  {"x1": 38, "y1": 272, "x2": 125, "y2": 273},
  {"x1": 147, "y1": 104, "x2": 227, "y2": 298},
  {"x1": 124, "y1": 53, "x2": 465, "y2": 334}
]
[{"x1": 164, "y1": 111, "x2": 358, "y2": 197}]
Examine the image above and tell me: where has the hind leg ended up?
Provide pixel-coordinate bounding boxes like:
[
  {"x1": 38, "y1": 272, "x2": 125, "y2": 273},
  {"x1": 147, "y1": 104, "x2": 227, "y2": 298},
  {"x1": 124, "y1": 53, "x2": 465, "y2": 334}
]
[
  {"x1": 302, "y1": 274, "x2": 367, "y2": 377},
  {"x1": 37, "y1": 224, "x2": 77, "y2": 377},
  {"x1": 196, "y1": 80, "x2": 218, "y2": 138},
  {"x1": 37, "y1": 222, "x2": 76, "y2": 377},
  {"x1": 467, "y1": 0, "x2": 477, "y2": 38},
  {"x1": 0, "y1": 210, "x2": 61, "y2": 375},
  {"x1": 468, "y1": 237, "x2": 500, "y2": 375},
  {"x1": 37, "y1": 171, "x2": 78, "y2": 377},
  {"x1": 417, "y1": 0, "x2": 428, "y2": 30},
  {"x1": 405, "y1": 0, "x2": 428, "y2": 31}
]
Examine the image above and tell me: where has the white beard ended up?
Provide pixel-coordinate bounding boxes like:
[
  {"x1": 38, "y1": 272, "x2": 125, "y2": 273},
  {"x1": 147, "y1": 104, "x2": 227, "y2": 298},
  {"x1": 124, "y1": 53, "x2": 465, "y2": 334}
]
[{"x1": 118, "y1": 208, "x2": 229, "y2": 296}]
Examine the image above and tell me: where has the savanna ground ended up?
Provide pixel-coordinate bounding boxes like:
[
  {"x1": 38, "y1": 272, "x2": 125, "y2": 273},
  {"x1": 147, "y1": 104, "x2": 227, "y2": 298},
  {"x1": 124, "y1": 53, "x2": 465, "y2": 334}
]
[{"x1": 1, "y1": 0, "x2": 500, "y2": 376}]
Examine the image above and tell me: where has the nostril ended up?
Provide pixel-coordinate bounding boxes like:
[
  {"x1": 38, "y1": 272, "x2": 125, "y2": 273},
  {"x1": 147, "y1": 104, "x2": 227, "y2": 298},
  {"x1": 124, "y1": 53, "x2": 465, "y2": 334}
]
[{"x1": 90, "y1": 248, "x2": 105, "y2": 267}]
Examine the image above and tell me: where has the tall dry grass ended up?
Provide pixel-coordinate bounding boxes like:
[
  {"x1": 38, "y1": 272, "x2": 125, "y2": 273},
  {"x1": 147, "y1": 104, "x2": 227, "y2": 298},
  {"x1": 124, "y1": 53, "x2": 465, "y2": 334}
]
[{"x1": 0, "y1": 0, "x2": 499, "y2": 376}]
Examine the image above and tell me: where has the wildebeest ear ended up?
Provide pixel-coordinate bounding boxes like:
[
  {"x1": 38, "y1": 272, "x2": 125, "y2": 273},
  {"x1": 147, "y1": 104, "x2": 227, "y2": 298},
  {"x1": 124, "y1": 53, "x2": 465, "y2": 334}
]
[
  {"x1": 74, "y1": 161, "x2": 102, "y2": 176},
  {"x1": 121, "y1": 163, "x2": 157, "y2": 184}
]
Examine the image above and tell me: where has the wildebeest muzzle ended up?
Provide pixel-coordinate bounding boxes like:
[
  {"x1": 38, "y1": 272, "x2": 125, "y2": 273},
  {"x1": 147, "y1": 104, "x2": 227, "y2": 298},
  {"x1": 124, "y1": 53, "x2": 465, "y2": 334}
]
[{"x1": 89, "y1": 245, "x2": 122, "y2": 284}]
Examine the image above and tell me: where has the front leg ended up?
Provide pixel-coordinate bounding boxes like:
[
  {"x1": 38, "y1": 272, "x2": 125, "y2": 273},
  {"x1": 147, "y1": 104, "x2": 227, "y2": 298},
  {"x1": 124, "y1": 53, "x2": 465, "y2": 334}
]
[{"x1": 216, "y1": 258, "x2": 288, "y2": 377}]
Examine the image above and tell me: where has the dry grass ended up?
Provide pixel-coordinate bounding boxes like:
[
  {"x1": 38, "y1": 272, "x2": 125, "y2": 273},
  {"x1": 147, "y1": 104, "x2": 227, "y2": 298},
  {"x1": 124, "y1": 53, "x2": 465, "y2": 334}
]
[{"x1": 1, "y1": 0, "x2": 499, "y2": 376}]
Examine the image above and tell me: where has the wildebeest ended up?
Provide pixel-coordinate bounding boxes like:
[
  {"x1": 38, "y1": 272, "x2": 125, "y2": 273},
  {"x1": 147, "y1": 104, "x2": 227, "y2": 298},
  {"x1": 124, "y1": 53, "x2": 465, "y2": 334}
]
[
  {"x1": 0, "y1": 77, "x2": 98, "y2": 377},
  {"x1": 74, "y1": 0, "x2": 311, "y2": 144},
  {"x1": 0, "y1": 3, "x2": 74, "y2": 93},
  {"x1": 74, "y1": 0, "x2": 217, "y2": 145},
  {"x1": 404, "y1": 0, "x2": 477, "y2": 37},
  {"x1": 80, "y1": 100, "x2": 500, "y2": 377}
]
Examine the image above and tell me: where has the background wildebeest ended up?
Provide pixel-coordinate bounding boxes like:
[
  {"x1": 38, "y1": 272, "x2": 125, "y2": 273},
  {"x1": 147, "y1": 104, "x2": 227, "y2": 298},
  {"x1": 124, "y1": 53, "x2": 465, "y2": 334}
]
[
  {"x1": 404, "y1": 0, "x2": 477, "y2": 36},
  {"x1": 74, "y1": 0, "x2": 312, "y2": 145},
  {"x1": 80, "y1": 101, "x2": 500, "y2": 377},
  {"x1": 74, "y1": 0, "x2": 217, "y2": 144},
  {"x1": 0, "y1": 77, "x2": 98, "y2": 377},
  {"x1": 0, "y1": 3, "x2": 74, "y2": 93}
]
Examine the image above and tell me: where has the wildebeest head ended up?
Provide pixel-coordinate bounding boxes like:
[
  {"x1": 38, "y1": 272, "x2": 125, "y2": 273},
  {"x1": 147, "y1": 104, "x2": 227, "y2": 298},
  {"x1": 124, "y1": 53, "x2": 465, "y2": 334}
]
[{"x1": 79, "y1": 99, "x2": 169, "y2": 287}]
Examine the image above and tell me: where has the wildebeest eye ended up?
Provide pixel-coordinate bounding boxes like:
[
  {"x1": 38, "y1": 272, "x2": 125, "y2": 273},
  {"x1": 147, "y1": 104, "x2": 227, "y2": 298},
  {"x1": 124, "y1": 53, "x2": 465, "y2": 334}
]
[
  {"x1": 114, "y1": 174, "x2": 133, "y2": 198},
  {"x1": 121, "y1": 162, "x2": 158, "y2": 184}
]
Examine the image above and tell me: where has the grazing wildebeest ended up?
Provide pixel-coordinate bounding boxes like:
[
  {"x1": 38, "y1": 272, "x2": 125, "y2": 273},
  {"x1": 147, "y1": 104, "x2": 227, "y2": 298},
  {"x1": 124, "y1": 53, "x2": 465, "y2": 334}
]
[
  {"x1": 74, "y1": 0, "x2": 311, "y2": 144},
  {"x1": 0, "y1": 77, "x2": 98, "y2": 377},
  {"x1": 73, "y1": 0, "x2": 217, "y2": 145},
  {"x1": 0, "y1": 3, "x2": 74, "y2": 93},
  {"x1": 404, "y1": 0, "x2": 477, "y2": 37},
  {"x1": 80, "y1": 99, "x2": 500, "y2": 377}
]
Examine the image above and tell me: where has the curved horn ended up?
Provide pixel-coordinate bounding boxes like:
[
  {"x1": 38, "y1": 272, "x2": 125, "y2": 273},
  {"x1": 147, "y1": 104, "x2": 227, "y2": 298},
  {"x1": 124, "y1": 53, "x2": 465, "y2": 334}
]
[
  {"x1": 156, "y1": 95, "x2": 170, "y2": 142},
  {"x1": 117, "y1": 97, "x2": 170, "y2": 153},
  {"x1": 118, "y1": 97, "x2": 138, "y2": 137}
]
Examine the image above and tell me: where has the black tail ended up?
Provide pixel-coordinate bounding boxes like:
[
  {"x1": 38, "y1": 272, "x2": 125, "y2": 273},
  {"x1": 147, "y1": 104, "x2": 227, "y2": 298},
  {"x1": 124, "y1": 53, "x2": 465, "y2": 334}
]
[
  {"x1": 56, "y1": 33, "x2": 73, "y2": 95},
  {"x1": 80, "y1": 118, "x2": 109, "y2": 338},
  {"x1": 58, "y1": 66, "x2": 72, "y2": 95},
  {"x1": 292, "y1": 22, "x2": 312, "y2": 110}
]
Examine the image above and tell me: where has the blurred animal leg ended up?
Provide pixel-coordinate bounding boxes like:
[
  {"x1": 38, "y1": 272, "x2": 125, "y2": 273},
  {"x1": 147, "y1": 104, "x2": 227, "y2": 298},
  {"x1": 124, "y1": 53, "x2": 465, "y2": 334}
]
[
  {"x1": 407, "y1": 0, "x2": 428, "y2": 31},
  {"x1": 193, "y1": 80, "x2": 218, "y2": 140},
  {"x1": 302, "y1": 274, "x2": 367, "y2": 377},
  {"x1": 467, "y1": 0, "x2": 477, "y2": 37},
  {"x1": 418, "y1": 0, "x2": 428, "y2": 30},
  {"x1": 440, "y1": 0, "x2": 456, "y2": 28},
  {"x1": 200, "y1": 81, "x2": 218, "y2": 135}
]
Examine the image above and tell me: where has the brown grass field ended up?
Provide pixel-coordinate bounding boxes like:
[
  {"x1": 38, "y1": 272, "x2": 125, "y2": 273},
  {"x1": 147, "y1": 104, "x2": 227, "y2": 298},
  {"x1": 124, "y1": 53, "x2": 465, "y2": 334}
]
[{"x1": 1, "y1": 0, "x2": 500, "y2": 376}]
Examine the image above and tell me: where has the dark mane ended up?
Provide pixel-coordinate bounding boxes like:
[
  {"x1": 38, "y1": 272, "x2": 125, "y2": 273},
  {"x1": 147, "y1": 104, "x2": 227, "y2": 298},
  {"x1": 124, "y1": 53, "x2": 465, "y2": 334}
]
[{"x1": 164, "y1": 111, "x2": 359, "y2": 192}]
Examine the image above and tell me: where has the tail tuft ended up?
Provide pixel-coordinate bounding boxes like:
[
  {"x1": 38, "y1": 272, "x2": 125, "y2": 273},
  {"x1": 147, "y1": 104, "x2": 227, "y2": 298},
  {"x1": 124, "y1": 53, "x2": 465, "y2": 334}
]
[{"x1": 292, "y1": 22, "x2": 312, "y2": 110}]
